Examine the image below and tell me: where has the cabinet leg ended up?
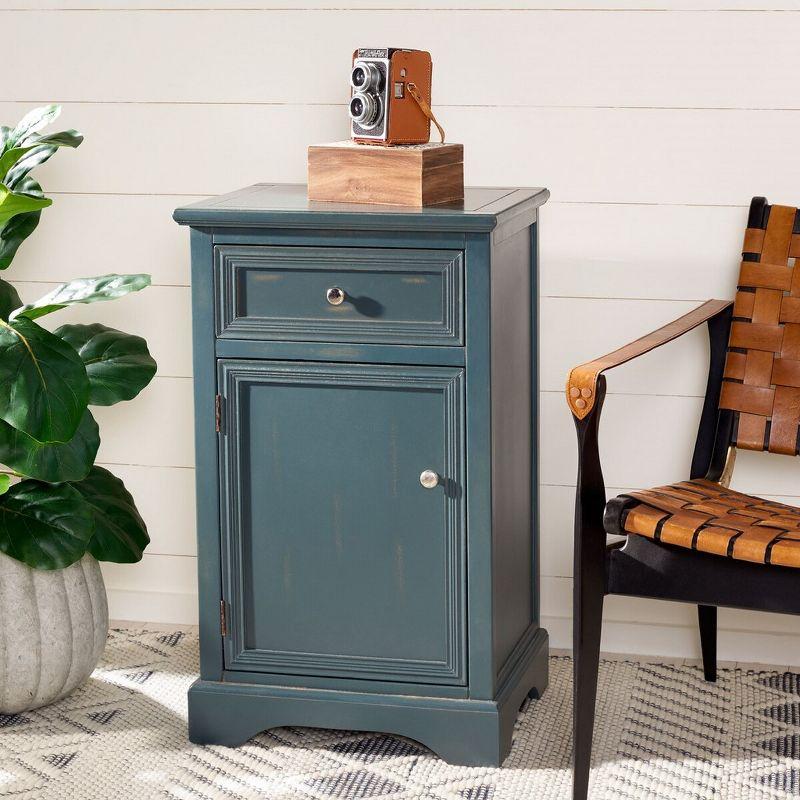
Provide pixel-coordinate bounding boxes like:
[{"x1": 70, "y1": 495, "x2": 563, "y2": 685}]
[
  {"x1": 188, "y1": 686, "x2": 266, "y2": 747},
  {"x1": 527, "y1": 666, "x2": 549, "y2": 700},
  {"x1": 416, "y1": 723, "x2": 505, "y2": 767}
]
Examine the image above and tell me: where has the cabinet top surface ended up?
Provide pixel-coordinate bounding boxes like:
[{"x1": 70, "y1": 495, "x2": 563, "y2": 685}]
[{"x1": 173, "y1": 183, "x2": 549, "y2": 233}]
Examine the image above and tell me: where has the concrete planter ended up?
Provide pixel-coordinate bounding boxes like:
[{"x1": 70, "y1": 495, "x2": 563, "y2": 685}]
[{"x1": 0, "y1": 551, "x2": 109, "y2": 714}]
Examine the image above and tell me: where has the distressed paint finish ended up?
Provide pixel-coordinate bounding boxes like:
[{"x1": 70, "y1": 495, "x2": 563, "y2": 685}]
[
  {"x1": 189, "y1": 227, "x2": 224, "y2": 681},
  {"x1": 174, "y1": 184, "x2": 547, "y2": 233},
  {"x1": 217, "y1": 360, "x2": 466, "y2": 684},
  {"x1": 464, "y1": 230, "x2": 496, "y2": 701},
  {"x1": 175, "y1": 184, "x2": 549, "y2": 766},
  {"x1": 215, "y1": 245, "x2": 464, "y2": 345}
]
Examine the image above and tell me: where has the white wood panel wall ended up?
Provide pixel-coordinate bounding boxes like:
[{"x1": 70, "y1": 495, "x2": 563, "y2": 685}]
[{"x1": 5, "y1": 2, "x2": 800, "y2": 665}]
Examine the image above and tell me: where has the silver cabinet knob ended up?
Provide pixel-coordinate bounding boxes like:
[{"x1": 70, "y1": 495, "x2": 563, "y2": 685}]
[
  {"x1": 326, "y1": 287, "x2": 346, "y2": 306},
  {"x1": 419, "y1": 470, "x2": 440, "y2": 489}
]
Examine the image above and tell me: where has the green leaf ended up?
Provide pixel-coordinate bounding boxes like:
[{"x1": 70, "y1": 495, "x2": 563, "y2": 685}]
[
  {"x1": 74, "y1": 466, "x2": 149, "y2": 564},
  {"x1": 7, "y1": 174, "x2": 42, "y2": 199},
  {"x1": 0, "y1": 317, "x2": 88, "y2": 443},
  {"x1": 8, "y1": 105, "x2": 61, "y2": 149},
  {"x1": 54, "y1": 323, "x2": 157, "y2": 406},
  {"x1": 5, "y1": 132, "x2": 83, "y2": 190},
  {"x1": 0, "y1": 210, "x2": 40, "y2": 269},
  {"x1": 33, "y1": 130, "x2": 83, "y2": 148},
  {"x1": 0, "y1": 409, "x2": 98, "y2": 482},
  {"x1": 0, "y1": 279, "x2": 22, "y2": 320},
  {"x1": 5, "y1": 145, "x2": 57, "y2": 190},
  {"x1": 0, "y1": 177, "x2": 43, "y2": 268},
  {"x1": 11, "y1": 273, "x2": 151, "y2": 321},
  {"x1": 0, "y1": 478, "x2": 93, "y2": 570},
  {"x1": 0, "y1": 475, "x2": 9, "y2": 496},
  {"x1": 33, "y1": 128, "x2": 83, "y2": 147},
  {"x1": 0, "y1": 184, "x2": 51, "y2": 227},
  {"x1": 0, "y1": 145, "x2": 36, "y2": 182}
]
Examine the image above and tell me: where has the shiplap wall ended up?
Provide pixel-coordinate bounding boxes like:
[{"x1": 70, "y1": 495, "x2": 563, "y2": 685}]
[{"x1": 5, "y1": 0, "x2": 800, "y2": 664}]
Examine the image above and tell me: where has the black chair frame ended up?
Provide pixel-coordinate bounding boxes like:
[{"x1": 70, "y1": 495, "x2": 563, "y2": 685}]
[{"x1": 572, "y1": 302, "x2": 800, "y2": 799}]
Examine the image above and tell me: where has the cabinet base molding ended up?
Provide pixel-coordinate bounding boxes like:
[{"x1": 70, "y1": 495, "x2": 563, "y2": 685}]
[{"x1": 188, "y1": 629, "x2": 548, "y2": 767}]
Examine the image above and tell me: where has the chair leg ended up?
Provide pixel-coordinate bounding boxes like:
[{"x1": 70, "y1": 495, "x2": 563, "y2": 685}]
[
  {"x1": 573, "y1": 562, "x2": 604, "y2": 800},
  {"x1": 572, "y1": 395, "x2": 608, "y2": 799},
  {"x1": 698, "y1": 604, "x2": 717, "y2": 683}
]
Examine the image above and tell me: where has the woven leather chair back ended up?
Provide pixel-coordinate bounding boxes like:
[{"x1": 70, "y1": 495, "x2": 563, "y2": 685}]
[{"x1": 720, "y1": 198, "x2": 800, "y2": 454}]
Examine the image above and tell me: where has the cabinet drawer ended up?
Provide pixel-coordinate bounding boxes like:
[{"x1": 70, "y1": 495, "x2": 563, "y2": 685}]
[{"x1": 215, "y1": 245, "x2": 463, "y2": 345}]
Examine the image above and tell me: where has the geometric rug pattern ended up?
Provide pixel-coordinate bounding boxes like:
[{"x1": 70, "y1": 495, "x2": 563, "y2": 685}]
[{"x1": 1, "y1": 629, "x2": 799, "y2": 799}]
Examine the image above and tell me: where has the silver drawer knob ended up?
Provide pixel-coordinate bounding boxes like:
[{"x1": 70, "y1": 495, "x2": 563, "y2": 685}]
[
  {"x1": 419, "y1": 470, "x2": 440, "y2": 489},
  {"x1": 326, "y1": 287, "x2": 346, "y2": 306}
]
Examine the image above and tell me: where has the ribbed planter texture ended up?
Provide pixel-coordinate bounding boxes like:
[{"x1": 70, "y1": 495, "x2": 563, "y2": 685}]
[{"x1": 0, "y1": 551, "x2": 109, "y2": 714}]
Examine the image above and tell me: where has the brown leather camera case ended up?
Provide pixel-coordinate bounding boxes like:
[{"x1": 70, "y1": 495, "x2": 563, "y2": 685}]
[{"x1": 352, "y1": 49, "x2": 433, "y2": 146}]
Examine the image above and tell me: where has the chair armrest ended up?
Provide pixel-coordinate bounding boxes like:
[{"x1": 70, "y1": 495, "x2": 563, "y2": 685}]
[{"x1": 566, "y1": 299, "x2": 732, "y2": 420}]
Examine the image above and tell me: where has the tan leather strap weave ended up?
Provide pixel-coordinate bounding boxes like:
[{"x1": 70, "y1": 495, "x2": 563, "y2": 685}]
[
  {"x1": 566, "y1": 299, "x2": 732, "y2": 419},
  {"x1": 720, "y1": 204, "x2": 800, "y2": 453},
  {"x1": 406, "y1": 81, "x2": 445, "y2": 143},
  {"x1": 615, "y1": 478, "x2": 800, "y2": 569}
]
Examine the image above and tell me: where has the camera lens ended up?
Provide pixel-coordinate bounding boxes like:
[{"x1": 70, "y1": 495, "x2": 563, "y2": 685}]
[
  {"x1": 349, "y1": 91, "x2": 381, "y2": 129},
  {"x1": 351, "y1": 61, "x2": 380, "y2": 92},
  {"x1": 350, "y1": 96, "x2": 364, "y2": 117},
  {"x1": 351, "y1": 66, "x2": 367, "y2": 88}
]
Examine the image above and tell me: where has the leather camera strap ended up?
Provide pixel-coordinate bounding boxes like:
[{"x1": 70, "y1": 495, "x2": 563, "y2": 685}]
[{"x1": 406, "y1": 82, "x2": 446, "y2": 143}]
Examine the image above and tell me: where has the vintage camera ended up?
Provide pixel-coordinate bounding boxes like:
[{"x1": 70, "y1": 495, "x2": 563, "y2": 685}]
[{"x1": 349, "y1": 48, "x2": 434, "y2": 145}]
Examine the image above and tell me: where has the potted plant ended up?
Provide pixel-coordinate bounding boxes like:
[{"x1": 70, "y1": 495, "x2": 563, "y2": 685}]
[{"x1": 0, "y1": 105, "x2": 156, "y2": 714}]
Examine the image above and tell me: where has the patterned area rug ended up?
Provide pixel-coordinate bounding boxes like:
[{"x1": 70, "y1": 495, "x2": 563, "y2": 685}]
[{"x1": 1, "y1": 629, "x2": 799, "y2": 799}]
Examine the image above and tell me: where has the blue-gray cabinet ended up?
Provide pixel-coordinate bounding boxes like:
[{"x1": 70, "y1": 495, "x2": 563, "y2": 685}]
[{"x1": 174, "y1": 184, "x2": 550, "y2": 766}]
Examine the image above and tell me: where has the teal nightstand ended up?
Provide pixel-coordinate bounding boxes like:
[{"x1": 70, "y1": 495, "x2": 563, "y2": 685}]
[{"x1": 174, "y1": 184, "x2": 550, "y2": 766}]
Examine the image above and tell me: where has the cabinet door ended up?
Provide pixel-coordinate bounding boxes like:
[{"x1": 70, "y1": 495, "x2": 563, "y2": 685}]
[{"x1": 218, "y1": 360, "x2": 466, "y2": 685}]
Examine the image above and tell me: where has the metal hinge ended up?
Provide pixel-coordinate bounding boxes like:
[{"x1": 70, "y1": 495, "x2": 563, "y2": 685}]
[
  {"x1": 215, "y1": 394, "x2": 223, "y2": 433},
  {"x1": 219, "y1": 599, "x2": 228, "y2": 636}
]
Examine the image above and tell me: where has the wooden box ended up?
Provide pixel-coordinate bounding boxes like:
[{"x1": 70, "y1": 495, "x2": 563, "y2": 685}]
[{"x1": 307, "y1": 141, "x2": 464, "y2": 207}]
